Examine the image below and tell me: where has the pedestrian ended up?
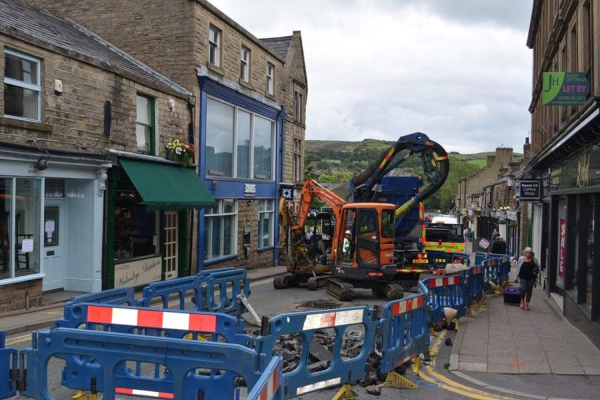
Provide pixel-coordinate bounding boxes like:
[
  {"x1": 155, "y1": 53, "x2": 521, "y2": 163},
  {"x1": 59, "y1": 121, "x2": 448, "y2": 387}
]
[
  {"x1": 516, "y1": 247, "x2": 540, "y2": 311},
  {"x1": 490, "y1": 236, "x2": 507, "y2": 254},
  {"x1": 491, "y1": 228, "x2": 499, "y2": 242}
]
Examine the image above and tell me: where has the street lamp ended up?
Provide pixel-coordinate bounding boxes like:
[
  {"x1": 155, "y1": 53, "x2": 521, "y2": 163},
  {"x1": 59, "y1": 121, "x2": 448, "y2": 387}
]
[{"x1": 506, "y1": 172, "x2": 515, "y2": 188}]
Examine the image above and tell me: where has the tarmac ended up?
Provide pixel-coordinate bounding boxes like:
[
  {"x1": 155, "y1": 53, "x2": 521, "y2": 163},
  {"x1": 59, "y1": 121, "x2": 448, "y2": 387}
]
[
  {"x1": 0, "y1": 265, "x2": 287, "y2": 336},
  {"x1": 450, "y1": 244, "x2": 600, "y2": 376}
]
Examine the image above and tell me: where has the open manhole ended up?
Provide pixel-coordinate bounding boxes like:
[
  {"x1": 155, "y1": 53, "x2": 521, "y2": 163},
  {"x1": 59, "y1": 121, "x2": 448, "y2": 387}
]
[{"x1": 297, "y1": 300, "x2": 343, "y2": 310}]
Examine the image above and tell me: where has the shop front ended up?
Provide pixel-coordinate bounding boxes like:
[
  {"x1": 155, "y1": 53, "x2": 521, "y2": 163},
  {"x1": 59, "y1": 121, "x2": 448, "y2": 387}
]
[
  {"x1": 0, "y1": 144, "x2": 105, "y2": 309},
  {"x1": 104, "y1": 154, "x2": 215, "y2": 290}
]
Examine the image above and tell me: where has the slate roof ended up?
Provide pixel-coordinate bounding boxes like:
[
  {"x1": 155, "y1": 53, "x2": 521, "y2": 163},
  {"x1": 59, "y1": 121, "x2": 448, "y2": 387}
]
[
  {"x1": 260, "y1": 36, "x2": 292, "y2": 60},
  {"x1": 0, "y1": 0, "x2": 191, "y2": 97}
]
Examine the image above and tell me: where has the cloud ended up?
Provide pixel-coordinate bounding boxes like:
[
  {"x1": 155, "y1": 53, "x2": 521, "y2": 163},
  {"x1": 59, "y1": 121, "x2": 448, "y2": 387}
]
[{"x1": 208, "y1": 0, "x2": 533, "y2": 154}]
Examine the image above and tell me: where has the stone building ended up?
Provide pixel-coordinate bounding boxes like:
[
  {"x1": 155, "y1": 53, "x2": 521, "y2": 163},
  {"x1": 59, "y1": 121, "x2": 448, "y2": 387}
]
[
  {"x1": 23, "y1": 0, "x2": 309, "y2": 271},
  {"x1": 0, "y1": 0, "x2": 216, "y2": 310},
  {"x1": 526, "y1": 0, "x2": 600, "y2": 347}
]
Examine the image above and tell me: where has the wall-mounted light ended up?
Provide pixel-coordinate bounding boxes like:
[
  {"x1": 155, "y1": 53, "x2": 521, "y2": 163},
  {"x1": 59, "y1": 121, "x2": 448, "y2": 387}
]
[
  {"x1": 507, "y1": 173, "x2": 515, "y2": 188},
  {"x1": 168, "y1": 99, "x2": 176, "y2": 111}
]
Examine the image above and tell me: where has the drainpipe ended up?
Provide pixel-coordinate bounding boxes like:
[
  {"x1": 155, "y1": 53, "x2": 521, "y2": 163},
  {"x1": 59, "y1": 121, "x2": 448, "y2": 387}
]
[{"x1": 188, "y1": 98, "x2": 196, "y2": 274}]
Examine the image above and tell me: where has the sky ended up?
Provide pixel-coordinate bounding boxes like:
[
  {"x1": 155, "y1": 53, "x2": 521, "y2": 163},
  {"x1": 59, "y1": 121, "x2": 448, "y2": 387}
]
[{"x1": 210, "y1": 0, "x2": 534, "y2": 154}]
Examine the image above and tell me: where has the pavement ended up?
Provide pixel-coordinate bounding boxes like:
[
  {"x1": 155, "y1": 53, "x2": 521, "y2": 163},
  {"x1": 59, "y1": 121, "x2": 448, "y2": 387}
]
[
  {"x1": 0, "y1": 265, "x2": 287, "y2": 336},
  {"x1": 450, "y1": 244, "x2": 600, "y2": 376}
]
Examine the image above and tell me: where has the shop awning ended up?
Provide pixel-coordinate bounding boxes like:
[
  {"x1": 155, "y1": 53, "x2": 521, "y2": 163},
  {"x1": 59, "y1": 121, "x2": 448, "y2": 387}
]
[{"x1": 119, "y1": 158, "x2": 216, "y2": 210}]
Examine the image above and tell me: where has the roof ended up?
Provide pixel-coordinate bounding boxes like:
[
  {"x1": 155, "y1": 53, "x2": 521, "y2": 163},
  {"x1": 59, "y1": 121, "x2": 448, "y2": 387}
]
[
  {"x1": 0, "y1": 0, "x2": 192, "y2": 98},
  {"x1": 260, "y1": 36, "x2": 292, "y2": 60}
]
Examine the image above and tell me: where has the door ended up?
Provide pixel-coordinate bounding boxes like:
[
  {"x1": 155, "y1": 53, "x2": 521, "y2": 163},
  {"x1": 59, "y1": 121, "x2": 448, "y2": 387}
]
[
  {"x1": 43, "y1": 205, "x2": 64, "y2": 291},
  {"x1": 164, "y1": 211, "x2": 178, "y2": 280},
  {"x1": 355, "y1": 208, "x2": 380, "y2": 268}
]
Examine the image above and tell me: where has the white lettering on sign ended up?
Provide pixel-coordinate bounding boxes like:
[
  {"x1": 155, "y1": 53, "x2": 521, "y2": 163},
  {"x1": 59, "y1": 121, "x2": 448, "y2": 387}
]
[
  {"x1": 244, "y1": 183, "x2": 256, "y2": 196},
  {"x1": 114, "y1": 256, "x2": 162, "y2": 288}
]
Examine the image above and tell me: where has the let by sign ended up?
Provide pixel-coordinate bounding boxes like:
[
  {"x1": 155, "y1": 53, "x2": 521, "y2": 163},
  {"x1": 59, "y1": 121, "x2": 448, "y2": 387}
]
[
  {"x1": 542, "y1": 72, "x2": 590, "y2": 106},
  {"x1": 517, "y1": 179, "x2": 542, "y2": 201}
]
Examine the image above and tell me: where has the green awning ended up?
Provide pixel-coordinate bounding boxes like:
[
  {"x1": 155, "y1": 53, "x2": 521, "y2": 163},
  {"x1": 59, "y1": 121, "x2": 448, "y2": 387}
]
[{"x1": 119, "y1": 158, "x2": 216, "y2": 210}]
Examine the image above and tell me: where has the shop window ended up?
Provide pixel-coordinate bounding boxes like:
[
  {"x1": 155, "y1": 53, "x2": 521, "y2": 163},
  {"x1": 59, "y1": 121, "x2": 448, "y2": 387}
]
[
  {"x1": 44, "y1": 179, "x2": 65, "y2": 198},
  {"x1": 113, "y1": 189, "x2": 158, "y2": 262},
  {"x1": 3, "y1": 49, "x2": 41, "y2": 121},
  {"x1": 206, "y1": 97, "x2": 274, "y2": 180},
  {"x1": 557, "y1": 198, "x2": 567, "y2": 290},
  {"x1": 585, "y1": 196, "x2": 594, "y2": 307},
  {"x1": 136, "y1": 94, "x2": 155, "y2": 155},
  {"x1": 204, "y1": 200, "x2": 237, "y2": 261},
  {"x1": 258, "y1": 200, "x2": 274, "y2": 249},
  {"x1": 0, "y1": 178, "x2": 41, "y2": 282}
]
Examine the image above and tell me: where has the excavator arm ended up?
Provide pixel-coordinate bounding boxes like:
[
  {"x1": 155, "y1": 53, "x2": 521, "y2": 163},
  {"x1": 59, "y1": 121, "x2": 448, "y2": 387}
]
[{"x1": 292, "y1": 179, "x2": 346, "y2": 234}]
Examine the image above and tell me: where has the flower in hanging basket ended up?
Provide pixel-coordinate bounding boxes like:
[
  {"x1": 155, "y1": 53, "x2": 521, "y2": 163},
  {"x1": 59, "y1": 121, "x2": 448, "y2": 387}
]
[{"x1": 166, "y1": 139, "x2": 195, "y2": 167}]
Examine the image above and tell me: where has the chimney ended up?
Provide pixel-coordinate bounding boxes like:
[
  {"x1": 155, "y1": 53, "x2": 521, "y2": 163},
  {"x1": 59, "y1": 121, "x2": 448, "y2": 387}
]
[
  {"x1": 486, "y1": 155, "x2": 496, "y2": 167},
  {"x1": 495, "y1": 147, "x2": 513, "y2": 167},
  {"x1": 523, "y1": 137, "x2": 532, "y2": 164}
]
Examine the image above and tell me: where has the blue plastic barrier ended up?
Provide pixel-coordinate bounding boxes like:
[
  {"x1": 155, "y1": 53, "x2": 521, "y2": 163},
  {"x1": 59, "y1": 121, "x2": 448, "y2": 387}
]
[
  {"x1": 258, "y1": 306, "x2": 375, "y2": 398},
  {"x1": 466, "y1": 266, "x2": 484, "y2": 307},
  {"x1": 20, "y1": 328, "x2": 264, "y2": 400},
  {"x1": 54, "y1": 304, "x2": 253, "y2": 395},
  {"x1": 139, "y1": 275, "x2": 209, "y2": 311},
  {"x1": 247, "y1": 356, "x2": 285, "y2": 400},
  {"x1": 63, "y1": 287, "x2": 137, "y2": 315},
  {"x1": 474, "y1": 251, "x2": 487, "y2": 266},
  {"x1": 199, "y1": 267, "x2": 250, "y2": 316},
  {"x1": 498, "y1": 256, "x2": 511, "y2": 285},
  {"x1": 419, "y1": 276, "x2": 466, "y2": 324},
  {"x1": 0, "y1": 331, "x2": 17, "y2": 399},
  {"x1": 451, "y1": 252, "x2": 470, "y2": 267},
  {"x1": 483, "y1": 258, "x2": 500, "y2": 287},
  {"x1": 379, "y1": 295, "x2": 428, "y2": 373}
]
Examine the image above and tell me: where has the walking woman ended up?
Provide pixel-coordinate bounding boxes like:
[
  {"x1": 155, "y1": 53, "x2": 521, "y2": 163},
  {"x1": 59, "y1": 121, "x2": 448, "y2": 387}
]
[{"x1": 516, "y1": 247, "x2": 540, "y2": 311}]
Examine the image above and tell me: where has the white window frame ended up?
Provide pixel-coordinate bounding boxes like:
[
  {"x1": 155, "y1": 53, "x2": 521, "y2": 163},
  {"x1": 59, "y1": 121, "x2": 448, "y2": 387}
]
[
  {"x1": 266, "y1": 63, "x2": 274, "y2": 95},
  {"x1": 204, "y1": 199, "x2": 238, "y2": 261},
  {"x1": 3, "y1": 49, "x2": 41, "y2": 122},
  {"x1": 206, "y1": 96, "x2": 276, "y2": 181},
  {"x1": 209, "y1": 25, "x2": 221, "y2": 67},
  {"x1": 258, "y1": 199, "x2": 274, "y2": 249},
  {"x1": 240, "y1": 45, "x2": 250, "y2": 82}
]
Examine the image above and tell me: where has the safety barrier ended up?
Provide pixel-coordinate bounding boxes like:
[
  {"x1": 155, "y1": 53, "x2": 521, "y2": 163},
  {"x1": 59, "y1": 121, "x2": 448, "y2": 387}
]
[
  {"x1": 418, "y1": 276, "x2": 466, "y2": 324},
  {"x1": 474, "y1": 251, "x2": 487, "y2": 267},
  {"x1": 466, "y1": 265, "x2": 484, "y2": 312},
  {"x1": 20, "y1": 328, "x2": 266, "y2": 400},
  {"x1": 54, "y1": 304, "x2": 253, "y2": 395},
  {"x1": 257, "y1": 306, "x2": 376, "y2": 398},
  {"x1": 63, "y1": 287, "x2": 137, "y2": 314},
  {"x1": 139, "y1": 275, "x2": 209, "y2": 311},
  {"x1": 247, "y1": 356, "x2": 285, "y2": 400},
  {"x1": 483, "y1": 258, "x2": 500, "y2": 287},
  {"x1": 0, "y1": 331, "x2": 16, "y2": 399},
  {"x1": 199, "y1": 267, "x2": 250, "y2": 316},
  {"x1": 498, "y1": 256, "x2": 511, "y2": 285},
  {"x1": 427, "y1": 251, "x2": 470, "y2": 270},
  {"x1": 379, "y1": 294, "x2": 428, "y2": 374}
]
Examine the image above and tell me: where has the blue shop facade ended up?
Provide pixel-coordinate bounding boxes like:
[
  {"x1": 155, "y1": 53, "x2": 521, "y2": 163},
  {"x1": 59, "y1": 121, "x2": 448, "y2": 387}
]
[{"x1": 197, "y1": 76, "x2": 286, "y2": 270}]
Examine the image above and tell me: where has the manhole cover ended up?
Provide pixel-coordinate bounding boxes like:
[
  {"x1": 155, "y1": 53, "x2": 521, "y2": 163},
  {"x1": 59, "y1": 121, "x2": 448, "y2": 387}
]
[{"x1": 297, "y1": 300, "x2": 343, "y2": 310}]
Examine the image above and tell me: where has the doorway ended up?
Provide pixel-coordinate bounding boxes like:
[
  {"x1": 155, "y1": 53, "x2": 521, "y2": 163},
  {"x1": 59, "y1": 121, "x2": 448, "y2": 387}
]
[
  {"x1": 43, "y1": 204, "x2": 64, "y2": 291},
  {"x1": 164, "y1": 211, "x2": 178, "y2": 280}
]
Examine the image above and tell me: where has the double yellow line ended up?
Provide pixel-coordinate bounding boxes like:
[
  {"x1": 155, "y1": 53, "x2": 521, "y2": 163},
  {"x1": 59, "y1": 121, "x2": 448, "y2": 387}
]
[{"x1": 416, "y1": 331, "x2": 516, "y2": 400}]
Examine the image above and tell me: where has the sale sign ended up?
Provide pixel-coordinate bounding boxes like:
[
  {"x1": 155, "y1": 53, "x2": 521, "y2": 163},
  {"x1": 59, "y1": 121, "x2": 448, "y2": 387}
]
[{"x1": 559, "y1": 218, "x2": 566, "y2": 278}]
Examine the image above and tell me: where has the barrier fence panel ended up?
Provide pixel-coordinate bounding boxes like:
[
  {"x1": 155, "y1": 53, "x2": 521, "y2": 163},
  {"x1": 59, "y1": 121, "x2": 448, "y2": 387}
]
[
  {"x1": 63, "y1": 287, "x2": 137, "y2": 315},
  {"x1": 0, "y1": 331, "x2": 17, "y2": 399},
  {"x1": 379, "y1": 295, "x2": 428, "y2": 374},
  {"x1": 466, "y1": 266, "x2": 484, "y2": 307},
  {"x1": 139, "y1": 275, "x2": 209, "y2": 311},
  {"x1": 483, "y1": 259, "x2": 500, "y2": 287},
  {"x1": 474, "y1": 252, "x2": 487, "y2": 267},
  {"x1": 451, "y1": 252, "x2": 470, "y2": 267},
  {"x1": 498, "y1": 256, "x2": 511, "y2": 285},
  {"x1": 257, "y1": 306, "x2": 376, "y2": 398},
  {"x1": 199, "y1": 267, "x2": 250, "y2": 316},
  {"x1": 54, "y1": 304, "x2": 253, "y2": 395},
  {"x1": 247, "y1": 356, "x2": 285, "y2": 400},
  {"x1": 418, "y1": 276, "x2": 466, "y2": 324},
  {"x1": 20, "y1": 328, "x2": 263, "y2": 400}
]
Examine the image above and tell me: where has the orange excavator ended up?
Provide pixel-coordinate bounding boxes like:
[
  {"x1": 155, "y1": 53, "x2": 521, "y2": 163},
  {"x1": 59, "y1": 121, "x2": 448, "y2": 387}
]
[{"x1": 274, "y1": 179, "x2": 403, "y2": 301}]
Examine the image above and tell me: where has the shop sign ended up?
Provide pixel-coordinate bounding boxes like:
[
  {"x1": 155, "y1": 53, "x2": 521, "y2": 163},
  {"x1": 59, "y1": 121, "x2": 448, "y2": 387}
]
[
  {"x1": 559, "y1": 219, "x2": 566, "y2": 279},
  {"x1": 516, "y1": 180, "x2": 541, "y2": 201},
  {"x1": 279, "y1": 183, "x2": 294, "y2": 200},
  {"x1": 115, "y1": 256, "x2": 162, "y2": 288},
  {"x1": 244, "y1": 184, "x2": 256, "y2": 196},
  {"x1": 542, "y1": 72, "x2": 590, "y2": 106},
  {"x1": 506, "y1": 211, "x2": 518, "y2": 221}
]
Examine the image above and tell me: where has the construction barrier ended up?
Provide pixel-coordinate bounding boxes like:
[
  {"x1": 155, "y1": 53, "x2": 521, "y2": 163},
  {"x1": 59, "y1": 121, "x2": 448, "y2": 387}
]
[
  {"x1": 483, "y1": 258, "x2": 500, "y2": 287},
  {"x1": 0, "y1": 331, "x2": 16, "y2": 399},
  {"x1": 54, "y1": 304, "x2": 253, "y2": 395},
  {"x1": 20, "y1": 328, "x2": 267, "y2": 400},
  {"x1": 466, "y1": 265, "x2": 484, "y2": 311},
  {"x1": 498, "y1": 256, "x2": 511, "y2": 285},
  {"x1": 139, "y1": 275, "x2": 209, "y2": 310},
  {"x1": 257, "y1": 306, "x2": 376, "y2": 398},
  {"x1": 474, "y1": 251, "x2": 487, "y2": 266},
  {"x1": 63, "y1": 287, "x2": 137, "y2": 312},
  {"x1": 418, "y1": 275, "x2": 466, "y2": 324},
  {"x1": 199, "y1": 267, "x2": 250, "y2": 316},
  {"x1": 427, "y1": 251, "x2": 470, "y2": 270},
  {"x1": 247, "y1": 356, "x2": 285, "y2": 400},
  {"x1": 379, "y1": 294, "x2": 428, "y2": 374}
]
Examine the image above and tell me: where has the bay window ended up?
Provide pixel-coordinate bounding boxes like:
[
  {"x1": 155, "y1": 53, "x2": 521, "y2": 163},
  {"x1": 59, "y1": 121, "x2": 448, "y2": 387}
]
[
  {"x1": 258, "y1": 199, "x2": 274, "y2": 248},
  {"x1": 204, "y1": 199, "x2": 237, "y2": 261},
  {"x1": 206, "y1": 97, "x2": 275, "y2": 180}
]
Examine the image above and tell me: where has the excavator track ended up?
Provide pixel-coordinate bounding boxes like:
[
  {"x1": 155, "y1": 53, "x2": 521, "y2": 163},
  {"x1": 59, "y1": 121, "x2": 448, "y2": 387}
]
[
  {"x1": 382, "y1": 283, "x2": 404, "y2": 300},
  {"x1": 273, "y1": 273, "x2": 300, "y2": 289},
  {"x1": 307, "y1": 275, "x2": 329, "y2": 291},
  {"x1": 326, "y1": 278, "x2": 354, "y2": 301}
]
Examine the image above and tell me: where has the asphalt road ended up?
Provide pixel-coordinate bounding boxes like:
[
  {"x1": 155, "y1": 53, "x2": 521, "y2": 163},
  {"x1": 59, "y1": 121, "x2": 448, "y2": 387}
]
[{"x1": 5, "y1": 276, "x2": 600, "y2": 399}]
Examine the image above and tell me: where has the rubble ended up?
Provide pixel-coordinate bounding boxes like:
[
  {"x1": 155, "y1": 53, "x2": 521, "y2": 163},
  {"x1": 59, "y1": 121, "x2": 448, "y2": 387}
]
[
  {"x1": 366, "y1": 385, "x2": 382, "y2": 395},
  {"x1": 296, "y1": 300, "x2": 342, "y2": 310}
]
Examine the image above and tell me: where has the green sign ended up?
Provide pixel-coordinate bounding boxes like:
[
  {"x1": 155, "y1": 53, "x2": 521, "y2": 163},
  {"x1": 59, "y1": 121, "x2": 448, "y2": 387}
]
[{"x1": 542, "y1": 72, "x2": 590, "y2": 105}]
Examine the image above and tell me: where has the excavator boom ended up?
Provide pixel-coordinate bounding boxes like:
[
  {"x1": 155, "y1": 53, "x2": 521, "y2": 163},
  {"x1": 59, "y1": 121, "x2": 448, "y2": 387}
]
[{"x1": 292, "y1": 179, "x2": 347, "y2": 234}]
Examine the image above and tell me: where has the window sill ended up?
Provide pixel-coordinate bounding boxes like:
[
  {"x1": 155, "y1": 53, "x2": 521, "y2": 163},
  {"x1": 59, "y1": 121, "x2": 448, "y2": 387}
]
[
  {"x1": 265, "y1": 93, "x2": 276, "y2": 101},
  {"x1": 0, "y1": 273, "x2": 45, "y2": 287},
  {"x1": 204, "y1": 254, "x2": 238, "y2": 266},
  {"x1": 257, "y1": 246, "x2": 274, "y2": 253},
  {"x1": 239, "y1": 79, "x2": 254, "y2": 90},
  {"x1": 207, "y1": 63, "x2": 225, "y2": 76},
  {"x1": 0, "y1": 117, "x2": 53, "y2": 133}
]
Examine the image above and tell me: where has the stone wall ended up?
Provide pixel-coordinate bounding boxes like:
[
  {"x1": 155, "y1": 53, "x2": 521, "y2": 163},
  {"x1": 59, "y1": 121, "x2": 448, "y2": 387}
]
[{"x1": 0, "y1": 278, "x2": 42, "y2": 312}]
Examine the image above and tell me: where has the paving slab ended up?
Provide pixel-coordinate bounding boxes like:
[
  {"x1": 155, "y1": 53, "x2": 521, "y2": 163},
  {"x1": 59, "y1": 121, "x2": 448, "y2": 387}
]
[{"x1": 488, "y1": 362, "x2": 519, "y2": 373}]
